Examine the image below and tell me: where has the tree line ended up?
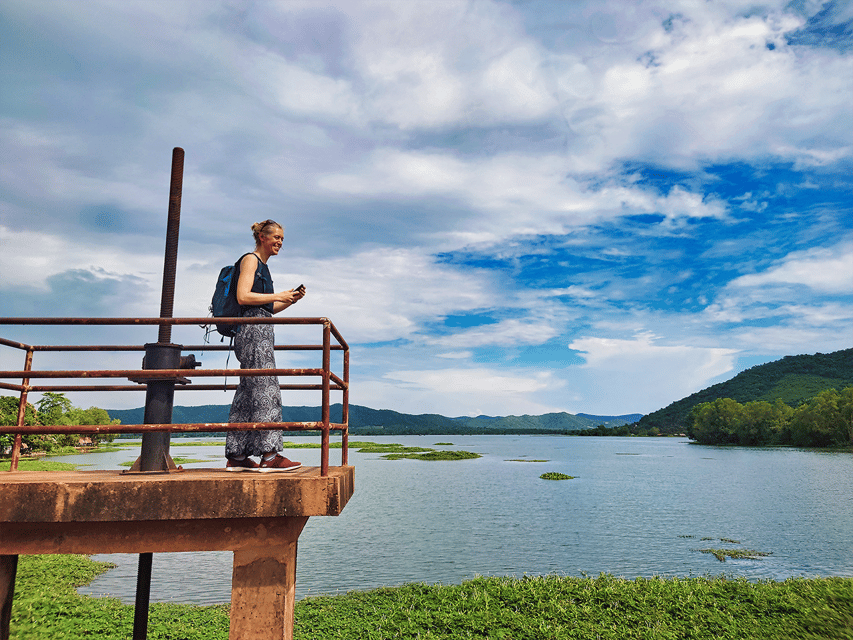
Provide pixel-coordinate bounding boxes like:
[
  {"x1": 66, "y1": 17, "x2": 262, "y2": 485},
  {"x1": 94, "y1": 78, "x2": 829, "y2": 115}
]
[
  {"x1": 0, "y1": 392, "x2": 118, "y2": 454},
  {"x1": 686, "y1": 386, "x2": 853, "y2": 447},
  {"x1": 633, "y1": 348, "x2": 853, "y2": 434}
]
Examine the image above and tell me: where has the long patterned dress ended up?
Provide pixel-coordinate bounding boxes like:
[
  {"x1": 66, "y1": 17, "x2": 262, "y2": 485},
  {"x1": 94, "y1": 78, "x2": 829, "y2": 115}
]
[{"x1": 225, "y1": 306, "x2": 283, "y2": 458}]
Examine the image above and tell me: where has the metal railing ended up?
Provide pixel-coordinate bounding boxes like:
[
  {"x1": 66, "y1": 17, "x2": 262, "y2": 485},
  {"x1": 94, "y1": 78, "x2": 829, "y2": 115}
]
[{"x1": 0, "y1": 316, "x2": 350, "y2": 475}]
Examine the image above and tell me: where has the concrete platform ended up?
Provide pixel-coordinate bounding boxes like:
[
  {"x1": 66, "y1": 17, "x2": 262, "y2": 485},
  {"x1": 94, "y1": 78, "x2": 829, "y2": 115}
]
[
  {"x1": 0, "y1": 466, "x2": 355, "y2": 640},
  {"x1": 0, "y1": 466, "x2": 354, "y2": 526}
]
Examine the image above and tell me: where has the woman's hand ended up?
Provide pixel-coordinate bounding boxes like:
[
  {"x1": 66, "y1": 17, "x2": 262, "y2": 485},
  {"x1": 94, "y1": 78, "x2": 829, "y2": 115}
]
[
  {"x1": 271, "y1": 285, "x2": 305, "y2": 313},
  {"x1": 279, "y1": 286, "x2": 306, "y2": 305}
]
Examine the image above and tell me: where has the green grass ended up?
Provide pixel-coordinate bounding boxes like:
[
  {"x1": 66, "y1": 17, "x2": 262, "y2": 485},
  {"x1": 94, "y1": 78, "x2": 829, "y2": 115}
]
[
  {"x1": 10, "y1": 555, "x2": 229, "y2": 640},
  {"x1": 295, "y1": 574, "x2": 853, "y2": 640},
  {"x1": 9, "y1": 556, "x2": 853, "y2": 640},
  {"x1": 540, "y1": 472, "x2": 575, "y2": 480},
  {"x1": 6, "y1": 459, "x2": 78, "y2": 472}
]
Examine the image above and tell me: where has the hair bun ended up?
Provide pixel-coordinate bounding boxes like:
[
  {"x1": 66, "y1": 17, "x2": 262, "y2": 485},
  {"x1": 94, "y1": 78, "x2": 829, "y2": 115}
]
[{"x1": 251, "y1": 219, "x2": 282, "y2": 244}]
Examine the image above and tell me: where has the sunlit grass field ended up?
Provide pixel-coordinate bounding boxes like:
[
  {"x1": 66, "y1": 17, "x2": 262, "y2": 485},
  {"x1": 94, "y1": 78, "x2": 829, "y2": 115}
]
[{"x1": 9, "y1": 555, "x2": 853, "y2": 639}]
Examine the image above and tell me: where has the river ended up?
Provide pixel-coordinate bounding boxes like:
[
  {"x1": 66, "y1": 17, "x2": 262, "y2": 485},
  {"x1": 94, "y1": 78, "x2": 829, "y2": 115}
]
[{"x1": 55, "y1": 435, "x2": 853, "y2": 604}]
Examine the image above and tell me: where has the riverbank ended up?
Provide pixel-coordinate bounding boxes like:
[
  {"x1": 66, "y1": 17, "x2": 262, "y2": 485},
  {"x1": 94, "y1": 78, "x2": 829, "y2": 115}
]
[{"x1": 10, "y1": 555, "x2": 853, "y2": 639}]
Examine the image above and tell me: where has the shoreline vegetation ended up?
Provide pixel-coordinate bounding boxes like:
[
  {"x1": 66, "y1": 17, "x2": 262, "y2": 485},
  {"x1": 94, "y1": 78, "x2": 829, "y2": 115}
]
[{"x1": 10, "y1": 555, "x2": 853, "y2": 640}]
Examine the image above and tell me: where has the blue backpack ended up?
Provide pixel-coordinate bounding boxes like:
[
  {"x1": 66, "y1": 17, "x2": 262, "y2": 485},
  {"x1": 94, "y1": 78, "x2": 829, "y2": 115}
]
[{"x1": 210, "y1": 253, "x2": 253, "y2": 337}]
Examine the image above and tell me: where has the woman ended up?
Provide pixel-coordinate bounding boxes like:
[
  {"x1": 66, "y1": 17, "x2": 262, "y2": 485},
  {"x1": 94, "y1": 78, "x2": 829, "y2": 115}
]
[{"x1": 225, "y1": 219, "x2": 306, "y2": 472}]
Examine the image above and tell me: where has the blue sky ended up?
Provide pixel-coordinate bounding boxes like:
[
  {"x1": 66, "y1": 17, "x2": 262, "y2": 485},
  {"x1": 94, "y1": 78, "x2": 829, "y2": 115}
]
[{"x1": 1, "y1": 0, "x2": 851, "y2": 417}]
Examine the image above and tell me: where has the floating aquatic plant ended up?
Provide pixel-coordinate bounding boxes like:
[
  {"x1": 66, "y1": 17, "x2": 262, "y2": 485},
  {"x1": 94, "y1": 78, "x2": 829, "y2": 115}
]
[
  {"x1": 540, "y1": 472, "x2": 575, "y2": 480},
  {"x1": 699, "y1": 548, "x2": 771, "y2": 562},
  {"x1": 385, "y1": 450, "x2": 481, "y2": 461}
]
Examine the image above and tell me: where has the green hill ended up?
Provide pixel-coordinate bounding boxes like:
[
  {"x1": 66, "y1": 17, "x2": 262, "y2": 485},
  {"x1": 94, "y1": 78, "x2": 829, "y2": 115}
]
[{"x1": 635, "y1": 347, "x2": 853, "y2": 434}]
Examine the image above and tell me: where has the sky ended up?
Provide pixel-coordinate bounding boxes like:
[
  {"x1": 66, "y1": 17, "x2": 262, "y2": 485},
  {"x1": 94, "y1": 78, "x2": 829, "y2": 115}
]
[{"x1": 1, "y1": 0, "x2": 851, "y2": 419}]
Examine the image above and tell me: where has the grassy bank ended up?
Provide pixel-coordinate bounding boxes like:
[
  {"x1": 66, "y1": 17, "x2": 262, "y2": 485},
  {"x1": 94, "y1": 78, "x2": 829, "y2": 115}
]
[{"x1": 9, "y1": 555, "x2": 853, "y2": 639}]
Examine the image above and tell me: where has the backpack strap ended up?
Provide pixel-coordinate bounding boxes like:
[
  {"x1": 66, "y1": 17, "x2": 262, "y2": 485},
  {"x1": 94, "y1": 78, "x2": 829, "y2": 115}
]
[{"x1": 233, "y1": 252, "x2": 261, "y2": 310}]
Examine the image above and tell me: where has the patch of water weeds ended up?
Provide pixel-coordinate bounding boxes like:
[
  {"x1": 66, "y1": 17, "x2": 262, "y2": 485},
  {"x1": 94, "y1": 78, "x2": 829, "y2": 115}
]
[
  {"x1": 540, "y1": 472, "x2": 575, "y2": 480},
  {"x1": 385, "y1": 450, "x2": 481, "y2": 461},
  {"x1": 699, "y1": 548, "x2": 772, "y2": 562},
  {"x1": 681, "y1": 534, "x2": 770, "y2": 562}
]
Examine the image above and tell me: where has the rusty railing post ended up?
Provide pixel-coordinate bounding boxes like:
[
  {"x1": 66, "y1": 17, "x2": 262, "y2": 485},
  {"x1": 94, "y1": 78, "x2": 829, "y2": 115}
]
[
  {"x1": 342, "y1": 345, "x2": 349, "y2": 466},
  {"x1": 0, "y1": 350, "x2": 32, "y2": 638},
  {"x1": 321, "y1": 322, "x2": 331, "y2": 476},
  {"x1": 9, "y1": 348, "x2": 34, "y2": 473}
]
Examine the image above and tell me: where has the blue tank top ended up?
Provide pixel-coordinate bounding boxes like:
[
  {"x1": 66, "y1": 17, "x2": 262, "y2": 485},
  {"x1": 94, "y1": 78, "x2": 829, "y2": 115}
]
[{"x1": 247, "y1": 254, "x2": 274, "y2": 314}]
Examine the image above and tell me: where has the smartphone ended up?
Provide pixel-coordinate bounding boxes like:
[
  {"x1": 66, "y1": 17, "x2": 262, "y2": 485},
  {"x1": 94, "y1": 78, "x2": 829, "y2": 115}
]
[{"x1": 295, "y1": 284, "x2": 305, "y2": 292}]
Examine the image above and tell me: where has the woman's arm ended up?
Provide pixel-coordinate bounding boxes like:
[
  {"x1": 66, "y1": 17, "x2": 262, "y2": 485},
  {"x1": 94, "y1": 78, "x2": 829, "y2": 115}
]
[{"x1": 235, "y1": 254, "x2": 305, "y2": 313}]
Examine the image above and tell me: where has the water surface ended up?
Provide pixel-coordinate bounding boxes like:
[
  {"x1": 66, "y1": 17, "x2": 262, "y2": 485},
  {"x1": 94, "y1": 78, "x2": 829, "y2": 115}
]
[{"x1": 63, "y1": 436, "x2": 853, "y2": 604}]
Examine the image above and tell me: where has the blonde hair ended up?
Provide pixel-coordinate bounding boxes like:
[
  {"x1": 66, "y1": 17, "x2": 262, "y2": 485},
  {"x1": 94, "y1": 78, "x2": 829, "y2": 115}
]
[{"x1": 251, "y1": 219, "x2": 282, "y2": 245}]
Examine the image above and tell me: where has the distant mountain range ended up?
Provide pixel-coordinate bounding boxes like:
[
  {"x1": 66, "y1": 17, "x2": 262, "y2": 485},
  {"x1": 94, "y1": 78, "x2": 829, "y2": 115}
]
[
  {"x1": 105, "y1": 404, "x2": 642, "y2": 436},
  {"x1": 634, "y1": 347, "x2": 853, "y2": 434},
  {"x1": 107, "y1": 347, "x2": 851, "y2": 437}
]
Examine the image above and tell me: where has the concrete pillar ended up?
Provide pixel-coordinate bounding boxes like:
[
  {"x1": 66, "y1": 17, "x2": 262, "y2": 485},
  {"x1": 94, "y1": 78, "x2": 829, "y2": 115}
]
[{"x1": 229, "y1": 517, "x2": 307, "y2": 640}]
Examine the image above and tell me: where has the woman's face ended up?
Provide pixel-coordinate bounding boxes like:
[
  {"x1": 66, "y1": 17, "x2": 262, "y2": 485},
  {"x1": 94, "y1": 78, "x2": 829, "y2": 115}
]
[{"x1": 259, "y1": 225, "x2": 284, "y2": 256}]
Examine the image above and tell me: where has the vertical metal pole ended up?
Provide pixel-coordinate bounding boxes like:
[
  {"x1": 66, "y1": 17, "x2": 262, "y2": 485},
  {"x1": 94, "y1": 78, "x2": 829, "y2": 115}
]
[
  {"x1": 133, "y1": 553, "x2": 153, "y2": 640},
  {"x1": 138, "y1": 344, "x2": 180, "y2": 471},
  {"x1": 158, "y1": 147, "x2": 184, "y2": 345},
  {"x1": 138, "y1": 147, "x2": 184, "y2": 472},
  {"x1": 9, "y1": 349, "x2": 33, "y2": 473},
  {"x1": 133, "y1": 147, "x2": 184, "y2": 640},
  {"x1": 0, "y1": 555, "x2": 18, "y2": 640}
]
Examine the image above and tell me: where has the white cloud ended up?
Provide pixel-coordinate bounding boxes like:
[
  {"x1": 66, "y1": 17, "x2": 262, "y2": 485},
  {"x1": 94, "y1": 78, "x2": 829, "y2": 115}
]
[
  {"x1": 0, "y1": 226, "x2": 163, "y2": 313},
  {"x1": 426, "y1": 318, "x2": 560, "y2": 349},
  {"x1": 556, "y1": 7, "x2": 852, "y2": 169},
  {"x1": 344, "y1": 0, "x2": 556, "y2": 129},
  {"x1": 567, "y1": 333, "x2": 738, "y2": 413},
  {"x1": 728, "y1": 241, "x2": 853, "y2": 294},
  {"x1": 318, "y1": 150, "x2": 729, "y2": 249},
  {"x1": 730, "y1": 322, "x2": 853, "y2": 354},
  {"x1": 386, "y1": 367, "x2": 555, "y2": 394},
  {"x1": 703, "y1": 300, "x2": 853, "y2": 355},
  {"x1": 250, "y1": 50, "x2": 363, "y2": 123},
  {"x1": 370, "y1": 367, "x2": 564, "y2": 416},
  {"x1": 436, "y1": 351, "x2": 473, "y2": 359},
  {"x1": 700, "y1": 240, "x2": 853, "y2": 349}
]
